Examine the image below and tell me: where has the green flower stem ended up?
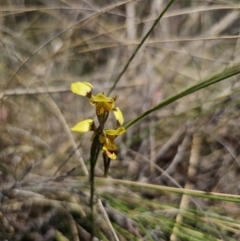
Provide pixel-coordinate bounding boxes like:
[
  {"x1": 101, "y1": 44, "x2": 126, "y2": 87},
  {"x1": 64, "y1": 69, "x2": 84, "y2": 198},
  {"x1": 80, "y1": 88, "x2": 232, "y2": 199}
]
[
  {"x1": 124, "y1": 64, "x2": 240, "y2": 130},
  {"x1": 108, "y1": 0, "x2": 176, "y2": 95},
  {"x1": 90, "y1": 133, "x2": 102, "y2": 240}
]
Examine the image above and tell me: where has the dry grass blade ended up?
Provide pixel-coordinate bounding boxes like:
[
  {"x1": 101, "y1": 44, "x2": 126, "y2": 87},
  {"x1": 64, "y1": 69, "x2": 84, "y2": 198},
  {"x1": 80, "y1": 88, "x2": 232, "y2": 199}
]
[
  {"x1": 170, "y1": 134, "x2": 203, "y2": 241},
  {"x1": 1, "y1": 0, "x2": 137, "y2": 100}
]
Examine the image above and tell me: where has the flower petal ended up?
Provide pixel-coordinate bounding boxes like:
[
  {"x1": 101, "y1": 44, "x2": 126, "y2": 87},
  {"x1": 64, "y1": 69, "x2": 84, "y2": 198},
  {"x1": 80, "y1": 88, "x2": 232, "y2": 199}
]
[
  {"x1": 91, "y1": 93, "x2": 114, "y2": 103},
  {"x1": 71, "y1": 119, "x2": 94, "y2": 133},
  {"x1": 71, "y1": 82, "x2": 93, "y2": 97},
  {"x1": 102, "y1": 146, "x2": 117, "y2": 160},
  {"x1": 99, "y1": 134, "x2": 106, "y2": 144},
  {"x1": 91, "y1": 93, "x2": 115, "y2": 115},
  {"x1": 113, "y1": 107, "x2": 124, "y2": 125},
  {"x1": 104, "y1": 127, "x2": 125, "y2": 136}
]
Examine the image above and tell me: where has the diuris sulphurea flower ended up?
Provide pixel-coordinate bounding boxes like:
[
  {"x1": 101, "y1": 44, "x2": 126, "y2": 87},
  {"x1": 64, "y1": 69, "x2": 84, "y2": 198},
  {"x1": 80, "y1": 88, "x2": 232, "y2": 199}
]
[
  {"x1": 90, "y1": 93, "x2": 115, "y2": 115},
  {"x1": 71, "y1": 82, "x2": 124, "y2": 123},
  {"x1": 99, "y1": 127, "x2": 126, "y2": 159},
  {"x1": 99, "y1": 127, "x2": 125, "y2": 177},
  {"x1": 71, "y1": 81, "x2": 125, "y2": 177}
]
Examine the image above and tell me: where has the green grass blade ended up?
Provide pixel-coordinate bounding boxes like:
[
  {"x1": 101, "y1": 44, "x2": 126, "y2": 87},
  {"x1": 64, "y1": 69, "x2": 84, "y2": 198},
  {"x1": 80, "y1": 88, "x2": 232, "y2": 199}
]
[
  {"x1": 108, "y1": 0, "x2": 176, "y2": 95},
  {"x1": 125, "y1": 64, "x2": 240, "y2": 129}
]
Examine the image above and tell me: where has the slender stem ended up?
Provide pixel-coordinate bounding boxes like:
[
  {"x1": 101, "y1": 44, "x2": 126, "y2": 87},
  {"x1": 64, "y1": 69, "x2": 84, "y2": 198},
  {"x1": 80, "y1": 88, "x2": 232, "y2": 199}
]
[
  {"x1": 90, "y1": 111, "x2": 108, "y2": 239},
  {"x1": 108, "y1": 0, "x2": 176, "y2": 95},
  {"x1": 90, "y1": 134, "x2": 102, "y2": 240}
]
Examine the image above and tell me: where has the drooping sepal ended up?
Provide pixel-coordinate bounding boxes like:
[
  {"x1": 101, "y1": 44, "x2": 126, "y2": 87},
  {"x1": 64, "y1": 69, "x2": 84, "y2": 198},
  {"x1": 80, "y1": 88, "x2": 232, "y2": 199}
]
[{"x1": 71, "y1": 119, "x2": 95, "y2": 133}]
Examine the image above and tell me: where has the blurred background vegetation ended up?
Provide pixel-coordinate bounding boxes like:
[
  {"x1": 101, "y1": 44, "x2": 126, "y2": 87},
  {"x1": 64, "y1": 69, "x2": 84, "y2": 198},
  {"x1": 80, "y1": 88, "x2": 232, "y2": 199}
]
[{"x1": 1, "y1": 0, "x2": 240, "y2": 240}]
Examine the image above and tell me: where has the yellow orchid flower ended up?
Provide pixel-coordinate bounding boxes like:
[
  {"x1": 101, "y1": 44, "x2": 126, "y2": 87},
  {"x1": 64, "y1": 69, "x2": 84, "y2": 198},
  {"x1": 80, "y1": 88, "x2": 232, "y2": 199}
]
[
  {"x1": 71, "y1": 119, "x2": 95, "y2": 133},
  {"x1": 90, "y1": 93, "x2": 115, "y2": 115},
  {"x1": 99, "y1": 127, "x2": 125, "y2": 159},
  {"x1": 70, "y1": 81, "x2": 126, "y2": 177},
  {"x1": 71, "y1": 82, "x2": 123, "y2": 125},
  {"x1": 71, "y1": 82, "x2": 93, "y2": 98}
]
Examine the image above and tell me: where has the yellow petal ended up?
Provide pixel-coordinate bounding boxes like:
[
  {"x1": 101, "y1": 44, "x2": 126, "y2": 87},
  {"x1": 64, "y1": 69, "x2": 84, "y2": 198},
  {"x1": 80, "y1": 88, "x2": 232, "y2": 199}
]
[
  {"x1": 104, "y1": 127, "x2": 125, "y2": 136},
  {"x1": 113, "y1": 107, "x2": 124, "y2": 125},
  {"x1": 91, "y1": 93, "x2": 114, "y2": 103},
  {"x1": 71, "y1": 82, "x2": 93, "y2": 96},
  {"x1": 71, "y1": 119, "x2": 94, "y2": 133},
  {"x1": 99, "y1": 135, "x2": 111, "y2": 146},
  {"x1": 102, "y1": 146, "x2": 117, "y2": 160},
  {"x1": 91, "y1": 93, "x2": 115, "y2": 115},
  {"x1": 99, "y1": 134, "x2": 106, "y2": 144}
]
